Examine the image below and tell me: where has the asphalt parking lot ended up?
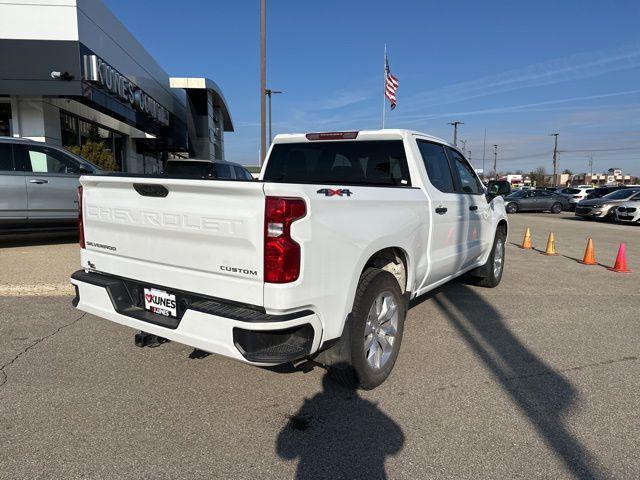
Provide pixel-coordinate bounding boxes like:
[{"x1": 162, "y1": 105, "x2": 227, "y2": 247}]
[{"x1": 1, "y1": 213, "x2": 639, "y2": 479}]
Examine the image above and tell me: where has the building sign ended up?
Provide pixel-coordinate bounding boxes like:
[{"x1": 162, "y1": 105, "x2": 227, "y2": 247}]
[{"x1": 82, "y1": 54, "x2": 169, "y2": 126}]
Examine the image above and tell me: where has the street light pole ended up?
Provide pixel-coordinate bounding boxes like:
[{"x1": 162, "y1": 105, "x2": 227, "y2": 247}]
[
  {"x1": 549, "y1": 133, "x2": 559, "y2": 186},
  {"x1": 493, "y1": 144, "x2": 498, "y2": 180},
  {"x1": 260, "y1": 0, "x2": 267, "y2": 165},
  {"x1": 265, "y1": 89, "x2": 282, "y2": 146},
  {"x1": 448, "y1": 121, "x2": 463, "y2": 146}
]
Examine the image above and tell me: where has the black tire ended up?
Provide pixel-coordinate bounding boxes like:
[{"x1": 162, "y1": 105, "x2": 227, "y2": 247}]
[
  {"x1": 506, "y1": 202, "x2": 518, "y2": 214},
  {"x1": 550, "y1": 202, "x2": 562, "y2": 214},
  {"x1": 331, "y1": 269, "x2": 406, "y2": 390},
  {"x1": 475, "y1": 227, "x2": 506, "y2": 288}
]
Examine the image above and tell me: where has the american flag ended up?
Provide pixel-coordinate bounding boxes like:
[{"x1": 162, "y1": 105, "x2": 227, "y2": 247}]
[{"x1": 385, "y1": 54, "x2": 399, "y2": 110}]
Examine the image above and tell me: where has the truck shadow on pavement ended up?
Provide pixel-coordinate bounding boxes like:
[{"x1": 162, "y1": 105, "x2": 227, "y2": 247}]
[
  {"x1": 427, "y1": 281, "x2": 608, "y2": 480},
  {"x1": 275, "y1": 279, "x2": 607, "y2": 479},
  {"x1": 276, "y1": 371, "x2": 404, "y2": 480}
]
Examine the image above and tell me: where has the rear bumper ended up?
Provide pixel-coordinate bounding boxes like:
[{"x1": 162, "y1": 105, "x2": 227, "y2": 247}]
[{"x1": 70, "y1": 270, "x2": 322, "y2": 365}]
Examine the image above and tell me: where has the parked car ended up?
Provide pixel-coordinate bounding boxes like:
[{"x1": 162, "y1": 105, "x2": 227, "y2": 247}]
[
  {"x1": 556, "y1": 187, "x2": 593, "y2": 209},
  {"x1": 0, "y1": 136, "x2": 100, "y2": 233},
  {"x1": 163, "y1": 159, "x2": 254, "y2": 181},
  {"x1": 575, "y1": 188, "x2": 640, "y2": 221},
  {"x1": 585, "y1": 185, "x2": 629, "y2": 200},
  {"x1": 615, "y1": 201, "x2": 640, "y2": 224},
  {"x1": 71, "y1": 129, "x2": 508, "y2": 389},
  {"x1": 504, "y1": 189, "x2": 569, "y2": 214}
]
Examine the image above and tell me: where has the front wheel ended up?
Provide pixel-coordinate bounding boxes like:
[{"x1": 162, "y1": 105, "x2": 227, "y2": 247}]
[
  {"x1": 332, "y1": 269, "x2": 406, "y2": 390},
  {"x1": 506, "y1": 203, "x2": 518, "y2": 214},
  {"x1": 474, "y1": 228, "x2": 506, "y2": 288},
  {"x1": 550, "y1": 202, "x2": 563, "y2": 214}
]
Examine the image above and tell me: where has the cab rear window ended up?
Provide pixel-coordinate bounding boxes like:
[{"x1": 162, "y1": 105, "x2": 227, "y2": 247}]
[{"x1": 263, "y1": 140, "x2": 411, "y2": 186}]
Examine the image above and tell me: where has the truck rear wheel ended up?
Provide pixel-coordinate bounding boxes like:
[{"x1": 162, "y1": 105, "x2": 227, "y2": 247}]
[{"x1": 332, "y1": 269, "x2": 406, "y2": 390}]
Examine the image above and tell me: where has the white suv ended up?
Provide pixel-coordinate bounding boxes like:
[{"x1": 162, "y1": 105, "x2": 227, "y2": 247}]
[{"x1": 557, "y1": 187, "x2": 593, "y2": 209}]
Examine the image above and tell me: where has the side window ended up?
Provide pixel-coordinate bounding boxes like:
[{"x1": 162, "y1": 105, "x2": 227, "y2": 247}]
[
  {"x1": 0, "y1": 143, "x2": 12, "y2": 171},
  {"x1": 26, "y1": 145, "x2": 81, "y2": 174},
  {"x1": 215, "y1": 163, "x2": 233, "y2": 179},
  {"x1": 233, "y1": 166, "x2": 251, "y2": 180},
  {"x1": 416, "y1": 140, "x2": 455, "y2": 193},
  {"x1": 447, "y1": 147, "x2": 483, "y2": 194}
]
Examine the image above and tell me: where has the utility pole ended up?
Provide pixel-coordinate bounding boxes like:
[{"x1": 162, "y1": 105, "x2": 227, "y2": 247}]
[
  {"x1": 459, "y1": 139, "x2": 467, "y2": 157},
  {"x1": 265, "y1": 89, "x2": 283, "y2": 146},
  {"x1": 482, "y1": 128, "x2": 486, "y2": 178},
  {"x1": 448, "y1": 121, "x2": 463, "y2": 146},
  {"x1": 259, "y1": 0, "x2": 267, "y2": 165},
  {"x1": 588, "y1": 154, "x2": 594, "y2": 180},
  {"x1": 549, "y1": 133, "x2": 559, "y2": 186},
  {"x1": 493, "y1": 144, "x2": 498, "y2": 180}
]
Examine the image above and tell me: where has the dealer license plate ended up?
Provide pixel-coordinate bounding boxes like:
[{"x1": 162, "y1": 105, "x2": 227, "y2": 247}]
[{"x1": 144, "y1": 288, "x2": 177, "y2": 317}]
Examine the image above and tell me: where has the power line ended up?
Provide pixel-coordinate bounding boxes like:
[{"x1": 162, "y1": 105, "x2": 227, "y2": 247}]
[{"x1": 559, "y1": 146, "x2": 640, "y2": 153}]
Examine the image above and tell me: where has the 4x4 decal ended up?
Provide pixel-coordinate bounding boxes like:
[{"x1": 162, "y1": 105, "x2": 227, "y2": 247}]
[{"x1": 317, "y1": 188, "x2": 353, "y2": 197}]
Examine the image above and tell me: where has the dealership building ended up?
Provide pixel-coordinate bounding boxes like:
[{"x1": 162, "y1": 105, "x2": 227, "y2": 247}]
[{"x1": 0, "y1": 0, "x2": 234, "y2": 173}]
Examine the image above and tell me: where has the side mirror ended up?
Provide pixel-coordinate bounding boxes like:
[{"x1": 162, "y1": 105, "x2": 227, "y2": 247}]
[{"x1": 78, "y1": 166, "x2": 92, "y2": 174}]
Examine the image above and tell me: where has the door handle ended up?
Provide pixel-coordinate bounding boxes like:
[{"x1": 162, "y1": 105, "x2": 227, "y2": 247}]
[
  {"x1": 435, "y1": 206, "x2": 448, "y2": 215},
  {"x1": 469, "y1": 205, "x2": 478, "y2": 211},
  {"x1": 28, "y1": 179, "x2": 49, "y2": 184}
]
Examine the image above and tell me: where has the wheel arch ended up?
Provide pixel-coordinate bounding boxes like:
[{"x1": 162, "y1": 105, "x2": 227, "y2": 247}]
[
  {"x1": 360, "y1": 246, "x2": 410, "y2": 294},
  {"x1": 497, "y1": 218, "x2": 508, "y2": 237}
]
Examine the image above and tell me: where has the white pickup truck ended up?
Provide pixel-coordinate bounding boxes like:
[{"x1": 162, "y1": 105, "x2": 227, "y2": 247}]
[{"x1": 71, "y1": 129, "x2": 507, "y2": 389}]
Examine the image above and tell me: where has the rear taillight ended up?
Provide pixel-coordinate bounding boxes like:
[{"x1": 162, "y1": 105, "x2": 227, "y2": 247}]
[
  {"x1": 573, "y1": 195, "x2": 583, "y2": 199},
  {"x1": 77, "y1": 185, "x2": 85, "y2": 248},
  {"x1": 264, "y1": 197, "x2": 306, "y2": 283}
]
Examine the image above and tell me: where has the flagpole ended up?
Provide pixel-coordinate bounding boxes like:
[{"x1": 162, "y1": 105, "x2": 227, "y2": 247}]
[{"x1": 382, "y1": 43, "x2": 387, "y2": 129}]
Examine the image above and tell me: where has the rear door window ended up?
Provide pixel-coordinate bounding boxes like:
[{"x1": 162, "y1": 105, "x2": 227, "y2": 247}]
[
  {"x1": 263, "y1": 140, "x2": 411, "y2": 186},
  {"x1": 215, "y1": 163, "x2": 233, "y2": 179},
  {"x1": 416, "y1": 140, "x2": 455, "y2": 193},
  {"x1": 233, "y1": 166, "x2": 252, "y2": 180},
  {"x1": 0, "y1": 143, "x2": 12, "y2": 171}
]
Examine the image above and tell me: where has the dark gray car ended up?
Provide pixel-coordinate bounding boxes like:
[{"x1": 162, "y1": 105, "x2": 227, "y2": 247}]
[
  {"x1": 504, "y1": 189, "x2": 570, "y2": 214},
  {"x1": 575, "y1": 188, "x2": 640, "y2": 221},
  {"x1": 0, "y1": 137, "x2": 100, "y2": 232}
]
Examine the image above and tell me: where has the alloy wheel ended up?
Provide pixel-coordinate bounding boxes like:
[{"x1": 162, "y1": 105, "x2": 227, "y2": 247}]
[{"x1": 364, "y1": 291, "x2": 399, "y2": 370}]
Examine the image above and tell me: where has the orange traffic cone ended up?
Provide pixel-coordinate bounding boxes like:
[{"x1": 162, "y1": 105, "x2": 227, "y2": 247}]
[
  {"x1": 541, "y1": 232, "x2": 559, "y2": 256},
  {"x1": 520, "y1": 227, "x2": 533, "y2": 249},
  {"x1": 579, "y1": 238, "x2": 598, "y2": 265},
  {"x1": 608, "y1": 243, "x2": 632, "y2": 273}
]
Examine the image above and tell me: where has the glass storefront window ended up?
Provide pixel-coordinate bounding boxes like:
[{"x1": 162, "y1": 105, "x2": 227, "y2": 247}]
[
  {"x1": 60, "y1": 112, "x2": 79, "y2": 147},
  {"x1": 0, "y1": 103, "x2": 12, "y2": 137},
  {"x1": 61, "y1": 111, "x2": 125, "y2": 171}
]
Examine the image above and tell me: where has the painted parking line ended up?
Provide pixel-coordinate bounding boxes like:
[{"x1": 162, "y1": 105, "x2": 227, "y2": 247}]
[{"x1": 0, "y1": 284, "x2": 74, "y2": 296}]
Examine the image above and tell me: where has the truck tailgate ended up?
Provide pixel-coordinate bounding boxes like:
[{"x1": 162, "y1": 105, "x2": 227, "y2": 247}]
[{"x1": 80, "y1": 176, "x2": 265, "y2": 306}]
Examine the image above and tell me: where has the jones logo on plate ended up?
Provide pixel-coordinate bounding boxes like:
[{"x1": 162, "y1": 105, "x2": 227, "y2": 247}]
[{"x1": 143, "y1": 288, "x2": 177, "y2": 317}]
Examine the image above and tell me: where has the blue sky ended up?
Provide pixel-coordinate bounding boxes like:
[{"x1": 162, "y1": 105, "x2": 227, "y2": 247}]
[{"x1": 106, "y1": 0, "x2": 640, "y2": 175}]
